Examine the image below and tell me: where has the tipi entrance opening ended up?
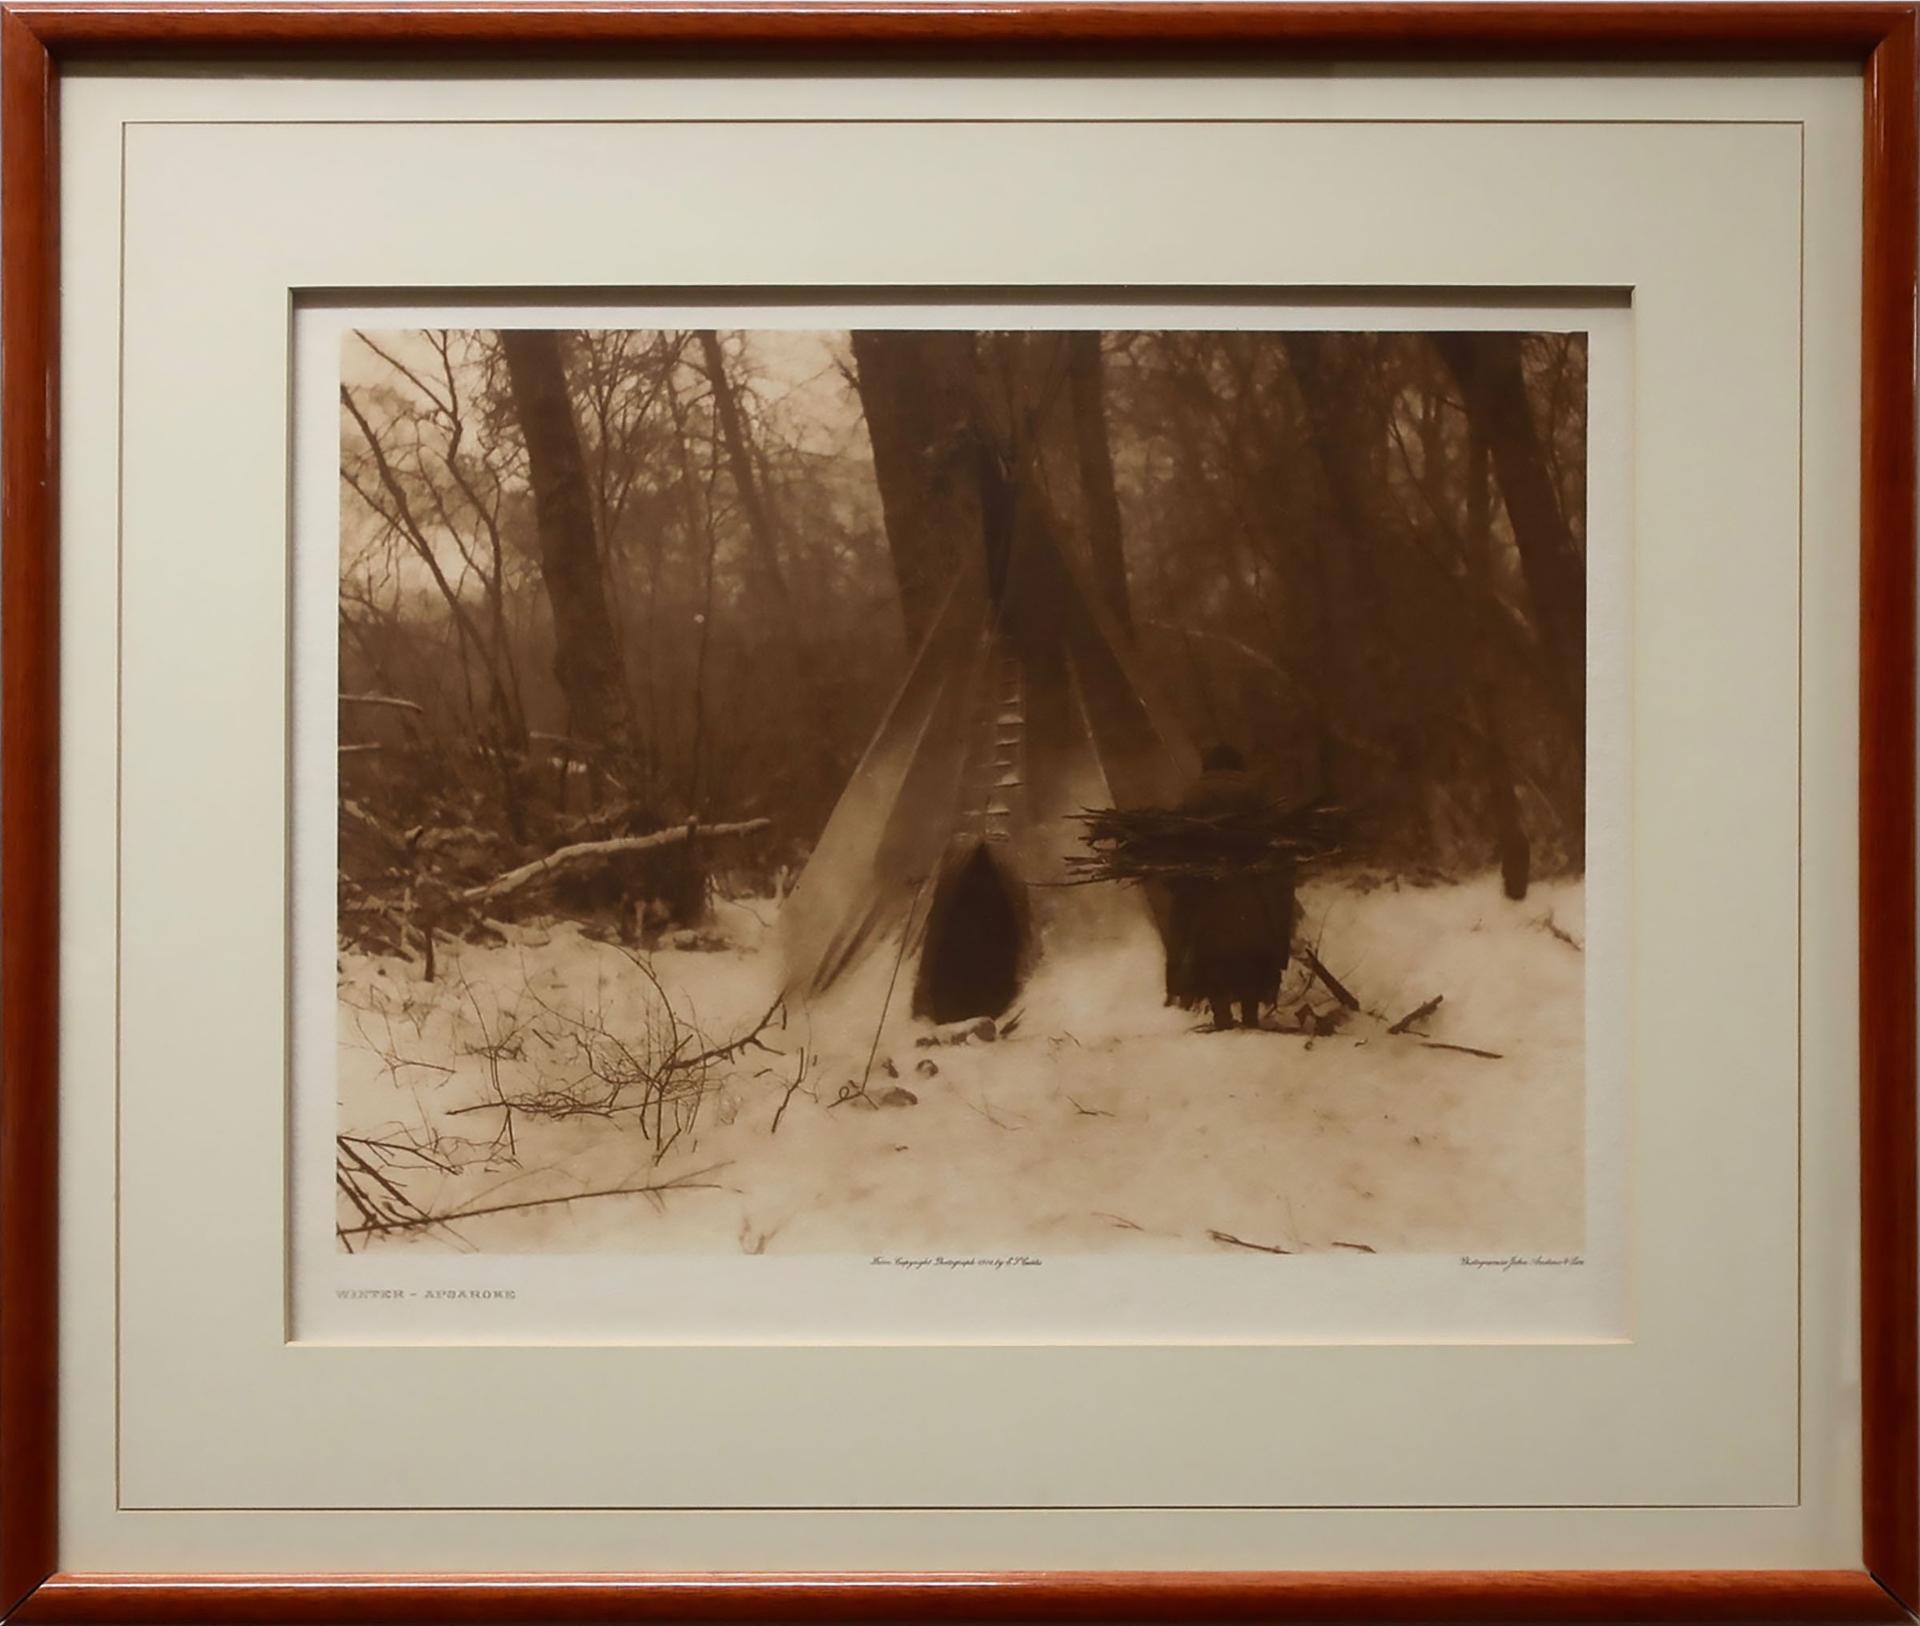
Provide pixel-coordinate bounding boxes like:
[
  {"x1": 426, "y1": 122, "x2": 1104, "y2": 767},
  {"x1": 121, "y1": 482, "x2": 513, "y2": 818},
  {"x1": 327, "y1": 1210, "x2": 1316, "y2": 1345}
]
[{"x1": 912, "y1": 842, "x2": 1028, "y2": 1023}]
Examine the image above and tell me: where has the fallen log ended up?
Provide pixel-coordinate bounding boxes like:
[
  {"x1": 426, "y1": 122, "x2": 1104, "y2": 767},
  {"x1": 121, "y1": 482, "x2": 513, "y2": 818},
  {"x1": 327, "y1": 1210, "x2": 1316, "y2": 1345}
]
[
  {"x1": 339, "y1": 692, "x2": 424, "y2": 715},
  {"x1": 458, "y1": 818, "x2": 771, "y2": 907}
]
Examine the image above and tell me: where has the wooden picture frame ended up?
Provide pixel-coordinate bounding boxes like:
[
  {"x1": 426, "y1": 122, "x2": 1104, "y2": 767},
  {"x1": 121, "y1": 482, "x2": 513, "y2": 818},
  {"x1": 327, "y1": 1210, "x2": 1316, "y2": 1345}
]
[{"x1": 1, "y1": 4, "x2": 1912, "y2": 1619}]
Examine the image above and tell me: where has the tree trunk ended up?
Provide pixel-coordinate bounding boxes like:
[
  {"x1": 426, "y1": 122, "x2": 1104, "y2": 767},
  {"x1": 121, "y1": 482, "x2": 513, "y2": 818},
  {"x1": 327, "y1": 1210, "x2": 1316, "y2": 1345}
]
[
  {"x1": 695, "y1": 331, "x2": 804, "y2": 631},
  {"x1": 497, "y1": 329, "x2": 637, "y2": 779},
  {"x1": 663, "y1": 367, "x2": 720, "y2": 814},
  {"x1": 694, "y1": 331, "x2": 833, "y2": 805},
  {"x1": 1065, "y1": 332, "x2": 1133, "y2": 636},
  {"x1": 848, "y1": 329, "x2": 988, "y2": 649},
  {"x1": 1466, "y1": 427, "x2": 1532, "y2": 897},
  {"x1": 1278, "y1": 333, "x2": 1401, "y2": 551},
  {"x1": 1430, "y1": 331, "x2": 1586, "y2": 737},
  {"x1": 1277, "y1": 330, "x2": 1400, "y2": 721}
]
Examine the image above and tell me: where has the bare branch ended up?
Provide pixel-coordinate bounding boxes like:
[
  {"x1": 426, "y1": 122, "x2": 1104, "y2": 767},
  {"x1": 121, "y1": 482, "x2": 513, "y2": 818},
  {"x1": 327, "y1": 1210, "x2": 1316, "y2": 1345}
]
[{"x1": 338, "y1": 1162, "x2": 732, "y2": 1239}]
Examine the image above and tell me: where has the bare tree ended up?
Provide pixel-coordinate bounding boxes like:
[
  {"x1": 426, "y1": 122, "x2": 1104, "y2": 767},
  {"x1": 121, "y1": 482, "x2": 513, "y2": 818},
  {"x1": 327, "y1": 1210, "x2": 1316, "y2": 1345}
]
[
  {"x1": 498, "y1": 329, "x2": 639, "y2": 782},
  {"x1": 1464, "y1": 426, "x2": 1532, "y2": 897},
  {"x1": 693, "y1": 331, "x2": 840, "y2": 789},
  {"x1": 695, "y1": 331, "x2": 803, "y2": 632},
  {"x1": 1429, "y1": 331, "x2": 1586, "y2": 735},
  {"x1": 339, "y1": 331, "x2": 535, "y2": 835}
]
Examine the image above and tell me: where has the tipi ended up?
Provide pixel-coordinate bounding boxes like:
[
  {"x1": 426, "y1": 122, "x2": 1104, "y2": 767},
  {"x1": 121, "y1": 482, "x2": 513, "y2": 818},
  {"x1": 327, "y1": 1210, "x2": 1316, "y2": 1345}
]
[{"x1": 778, "y1": 453, "x2": 1196, "y2": 1026}]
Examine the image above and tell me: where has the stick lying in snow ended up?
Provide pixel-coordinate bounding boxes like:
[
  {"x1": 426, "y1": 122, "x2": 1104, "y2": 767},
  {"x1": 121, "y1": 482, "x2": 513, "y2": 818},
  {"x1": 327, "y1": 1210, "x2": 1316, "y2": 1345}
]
[
  {"x1": 1382, "y1": 996, "x2": 1502, "y2": 1058},
  {"x1": 1302, "y1": 945, "x2": 1360, "y2": 1011},
  {"x1": 1388, "y1": 994, "x2": 1444, "y2": 1035},
  {"x1": 1538, "y1": 911, "x2": 1585, "y2": 952},
  {"x1": 770, "y1": 1078, "x2": 806, "y2": 1136},
  {"x1": 1207, "y1": 1228, "x2": 1294, "y2": 1255},
  {"x1": 458, "y1": 818, "x2": 771, "y2": 907},
  {"x1": 768, "y1": 1048, "x2": 812, "y2": 1137}
]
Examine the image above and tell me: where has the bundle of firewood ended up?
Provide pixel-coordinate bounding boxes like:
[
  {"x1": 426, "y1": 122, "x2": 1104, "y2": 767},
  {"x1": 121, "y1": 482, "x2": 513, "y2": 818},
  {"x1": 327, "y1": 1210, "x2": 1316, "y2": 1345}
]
[{"x1": 1065, "y1": 800, "x2": 1348, "y2": 885}]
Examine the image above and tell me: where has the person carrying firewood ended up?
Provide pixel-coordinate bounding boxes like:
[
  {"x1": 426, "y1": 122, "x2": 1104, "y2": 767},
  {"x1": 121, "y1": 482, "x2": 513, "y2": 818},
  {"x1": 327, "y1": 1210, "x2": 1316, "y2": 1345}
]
[{"x1": 1164, "y1": 745, "x2": 1298, "y2": 1030}]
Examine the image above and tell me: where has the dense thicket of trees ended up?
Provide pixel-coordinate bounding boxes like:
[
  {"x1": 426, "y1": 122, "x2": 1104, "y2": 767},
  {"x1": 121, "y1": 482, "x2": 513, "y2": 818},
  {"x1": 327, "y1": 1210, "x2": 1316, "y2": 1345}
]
[
  {"x1": 338, "y1": 325, "x2": 1585, "y2": 947},
  {"x1": 1101, "y1": 330, "x2": 1586, "y2": 882}
]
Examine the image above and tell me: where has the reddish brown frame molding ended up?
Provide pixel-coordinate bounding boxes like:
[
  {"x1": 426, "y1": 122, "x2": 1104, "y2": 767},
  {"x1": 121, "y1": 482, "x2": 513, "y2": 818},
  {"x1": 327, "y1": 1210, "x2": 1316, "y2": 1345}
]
[{"x1": 1, "y1": 5, "x2": 1913, "y2": 1621}]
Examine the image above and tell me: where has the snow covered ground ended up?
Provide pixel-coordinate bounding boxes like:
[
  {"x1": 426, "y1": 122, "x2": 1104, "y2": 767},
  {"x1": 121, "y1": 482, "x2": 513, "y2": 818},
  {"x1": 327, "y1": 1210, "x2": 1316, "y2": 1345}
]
[{"x1": 335, "y1": 874, "x2": 1585, "y2": 1257}]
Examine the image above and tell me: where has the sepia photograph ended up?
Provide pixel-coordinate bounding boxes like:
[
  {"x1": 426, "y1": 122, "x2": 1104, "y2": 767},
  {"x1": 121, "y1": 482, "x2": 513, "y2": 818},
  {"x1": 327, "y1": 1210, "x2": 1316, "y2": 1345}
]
[{"x1": 331, "y1": 323, "x2": 1590, "y2": 1260}]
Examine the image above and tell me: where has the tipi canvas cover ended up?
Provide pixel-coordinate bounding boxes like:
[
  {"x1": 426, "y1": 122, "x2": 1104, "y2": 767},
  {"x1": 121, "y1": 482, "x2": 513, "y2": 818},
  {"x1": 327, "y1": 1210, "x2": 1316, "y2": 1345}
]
[{"x1": 778, "y1": 483, "x2": 1196, "y2": 1027}]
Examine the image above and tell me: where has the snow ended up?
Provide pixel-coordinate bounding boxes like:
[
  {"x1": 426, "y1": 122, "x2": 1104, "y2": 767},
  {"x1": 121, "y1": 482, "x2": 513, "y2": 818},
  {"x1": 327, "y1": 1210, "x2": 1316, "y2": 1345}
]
[{"x1": 336, "y1": 874, "x2": 1585, "y2": 1257}]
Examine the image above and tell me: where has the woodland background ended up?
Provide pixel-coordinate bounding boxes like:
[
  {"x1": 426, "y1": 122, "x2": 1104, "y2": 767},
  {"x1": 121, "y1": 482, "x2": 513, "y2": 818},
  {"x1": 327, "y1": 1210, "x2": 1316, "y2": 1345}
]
[{"x1": 337, "y1": 326, "x2": 1588, "y2": 951}]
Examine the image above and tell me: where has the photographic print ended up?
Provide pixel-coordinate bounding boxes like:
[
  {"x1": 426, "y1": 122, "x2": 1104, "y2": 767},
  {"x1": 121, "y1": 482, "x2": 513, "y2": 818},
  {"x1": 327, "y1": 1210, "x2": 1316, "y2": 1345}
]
[{"x1": 331, "y1": 324, "x2": 1590, "y2": 1262}]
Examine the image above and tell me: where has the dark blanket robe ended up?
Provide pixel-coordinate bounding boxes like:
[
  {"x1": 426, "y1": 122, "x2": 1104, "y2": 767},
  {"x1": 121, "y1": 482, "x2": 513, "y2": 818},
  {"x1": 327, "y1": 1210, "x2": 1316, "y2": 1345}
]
[{"x1": 1163, "y1": 767, "x2": 1297, "y2": 1013}]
